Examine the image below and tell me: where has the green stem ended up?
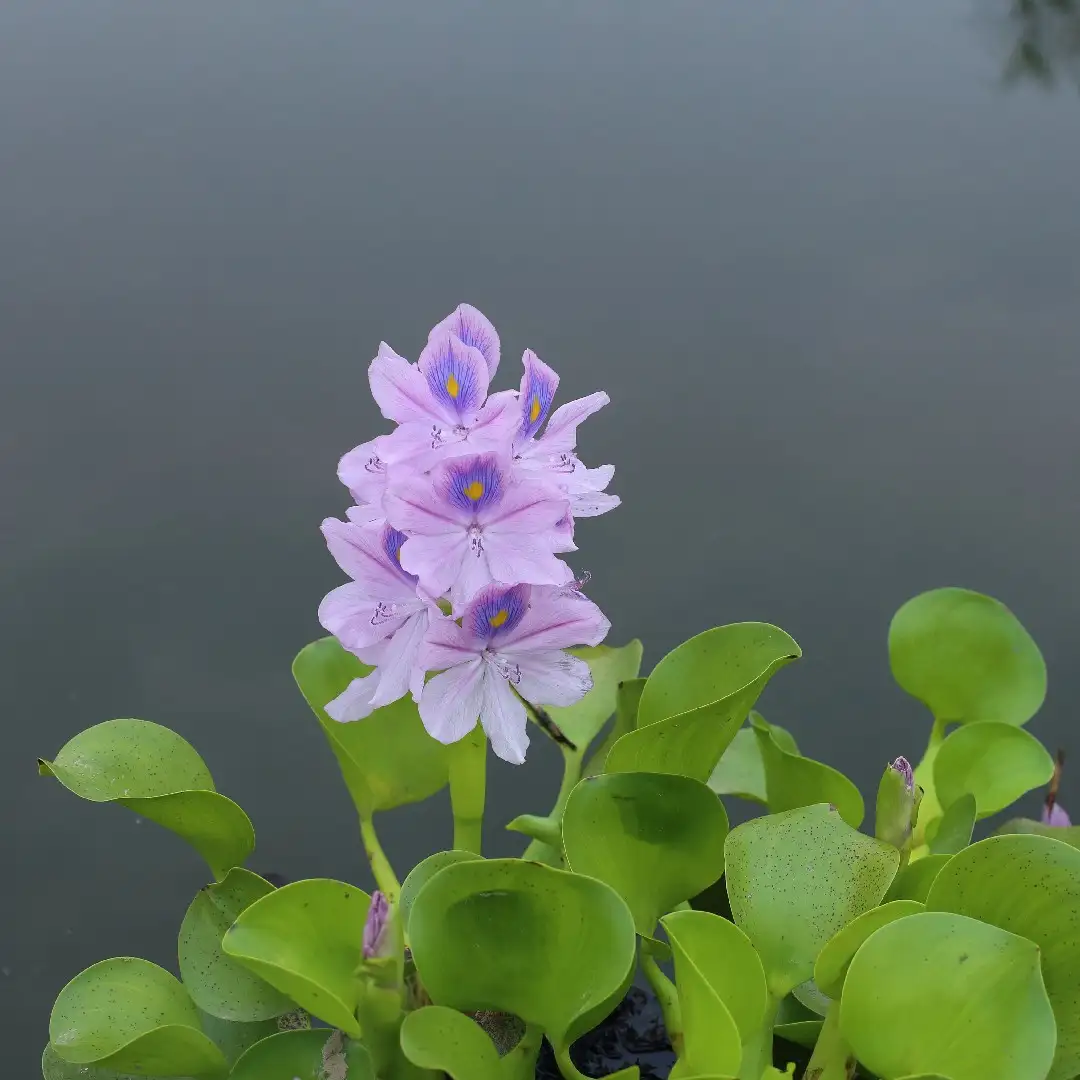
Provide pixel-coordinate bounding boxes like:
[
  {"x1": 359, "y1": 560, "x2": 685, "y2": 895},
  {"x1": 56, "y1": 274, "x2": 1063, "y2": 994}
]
[
  {"x1": 448, "y1": 725, "x2": 487, "y2": 854},
  {"x1": 911, "y1": 715, "x2": 948, "y2": 855},
  {"x1": 502, "y1": 1022, "x2": 544, "y2": 1080},
  {"x1": 739, "y1": 993, "x2": 779, "y2": 1080},
  {"x1": 803, "y1": 1000, "x2": 856, "y2": 1080},
  {"x1": 640, "y1": 939, "x2": 683, "y2": 1058},
  {"x1": 521, "y1": 745, "x2": 583, "y2": 863},
  {"x1": 359, "y1": 814, "x2": 401, "y2": 903}
]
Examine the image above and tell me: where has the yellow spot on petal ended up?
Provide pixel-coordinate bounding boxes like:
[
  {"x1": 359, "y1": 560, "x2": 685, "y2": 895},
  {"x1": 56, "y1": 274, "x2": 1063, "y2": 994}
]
[
  {"x1": 446, "y1": 373, "x2": 460, "y2": 398},
  {"x1": 490, "y1": 609, "x2": 509, "y2": 628},
  {"x1": 464, "y1": 480, "x2": 484, "y2": 501},
  {"x1": 529, "y1": 396, "x2": 541, "y2": 423}
]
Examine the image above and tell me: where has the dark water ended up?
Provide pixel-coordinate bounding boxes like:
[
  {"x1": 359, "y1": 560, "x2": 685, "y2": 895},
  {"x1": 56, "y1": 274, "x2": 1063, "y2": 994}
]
[{"x1": 3, "y1": 1, "x2": 1079, "y2": 1071}]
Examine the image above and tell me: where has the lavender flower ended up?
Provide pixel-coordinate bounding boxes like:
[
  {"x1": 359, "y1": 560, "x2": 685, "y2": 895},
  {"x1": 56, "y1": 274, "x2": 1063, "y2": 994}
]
[
  {"x1": 1043, "y1": 802, "x2": 1072, "y2": 828},
  {"x1": 362, "y1": 891, "x2": 392, "y2": 961}
]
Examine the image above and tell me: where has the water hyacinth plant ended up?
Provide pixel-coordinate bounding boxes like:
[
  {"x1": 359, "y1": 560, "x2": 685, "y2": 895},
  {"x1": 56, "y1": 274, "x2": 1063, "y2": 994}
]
[{"x1": 38, "y1": 306, "x2": 1080, "y2": 1080}]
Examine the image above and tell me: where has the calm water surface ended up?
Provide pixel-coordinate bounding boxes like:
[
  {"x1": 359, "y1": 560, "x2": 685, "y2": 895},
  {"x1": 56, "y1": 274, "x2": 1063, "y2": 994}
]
[{"x1": 3, "y1": 2, "x2": 1079, "y2": 1071}]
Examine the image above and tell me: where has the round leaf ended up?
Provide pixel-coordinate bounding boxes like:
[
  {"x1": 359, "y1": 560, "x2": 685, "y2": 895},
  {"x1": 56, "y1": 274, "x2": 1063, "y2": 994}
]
[
  {"x1": 292, "y1": 637, "x2": 450, "y2": 816},
  {"x1": 584, "y1": 677, "x2": 647, "y2": 777},
  {"x1": 707, "y1": 717, "x2": 799, "y2": 804},
  {"x1": 49, "y1": 957, "x2": 227, "y2": 1077},
  {"x1": 228, "y1": 1030, "x2": 373, "y2": 1080},
  {"x1": 927, "y1": 834, "x2": 1080, "y2": 1080},
  {"x1": 546, "y1": 641, "x2": 643, "y2": 749},
  {"x1": 400, "y1": 1006, "x2": 502, "y2": 1080},
  {"x1": 222, "y1": 879, "x2": 369, "y2": 1037},
  {"x1": 888, "y1": 588, "x2": 1046, "y2": 726},
  {"x1": 563, "y1": 772, "x2": 729, "y2": 934},
  {"x1": 773, "y1": 1022, "x2": 822, "y2": 1050},
  {"x1": 997, "y1": 817, "x2": 1080, "y2": 850},
  {"x1": 884, "y1": 855, "x2": 951, "y2": 903},
  {"x1": 408, "y1": 858, "x2": 637, "y2": 1054},
  {"x1": 934, "y1": 722, "x2": 1054, "y2": 819},
  {"x1": 399, "y1": 850, "x2": 482, "y2": 932},
  {"x1": 662, "y1": 910, "x2": 768, "y2": 1060},
  {"x1": 606, "y1": 624, "x2": 800, "y2": 780},
  {"x1": 814, "y1": 900, "x2": 924, "y2": 998},
  {"x1": 929, "y1": 793, "x2": 977, "y2": 856},
  {"x1": 724, "y1": 804, "x2": 899, "y2": 997},
  {"x1": 750, "y1": 714, "x2": 863, "y2": 827},
  {"x1": 840, "y1": 911, "x2": 1056, "y2": 1080},
  {"x1": 42, "y1": 1044, "x2": 186, "y2": 1080},
  {"x1": 179, "y1": 869, "x2": 294, "y2": 1022}
]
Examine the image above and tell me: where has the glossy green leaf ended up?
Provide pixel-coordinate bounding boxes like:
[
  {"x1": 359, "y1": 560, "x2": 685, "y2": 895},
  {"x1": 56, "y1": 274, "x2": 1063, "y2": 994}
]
[
  {"x1": 773, "y1": 1022, "x2": 822, "y2": 1050},
  {"x1": 49, "y1": 957, "x2": 228, "y2": 1077},
  {"x1": 563, "y1": 772, "x2": 728, "y2": 934},
  {"x1": 707, "y1": 716, "x2": 800, "y2": 804},
  {"x1": 750, "y1": 713, "x2": 863, "y2": 827},
  {"x1": 38, "y1": 720, "x2": 253, "y2": 879},
  {"x1": 934, "y1": 721, "x2": 1054, "y2": 818},
  {"x1": 790, "y1": 979, "x2": 831, "y2": 1017},
  {"x1": 927, "y1": 834, "x2": 1080, "y2": 1080},
  {"x1": 222, "y1": 879, "x2": 369, "y2": 1037},
  {"x1": 884, "y1": 854, "x2": 950, "y2": 903},
  {"x1": 228, "y1": 1030, "x2": 373, "y2": 1080},
  {"x1": 996, "y1": 817, "x2": 1080, "y2": 850},
  {"x1": 293, "y1": 638, "x2": 450, "y2": 817},
  {"x1": 547, "y1": 641, "x2": 643, "y2": 750},
  {"x1": 42, "y1": 1044, "x2": 186, "y2": 1080},
  {"x1": 724, "y1": 804, "x2": 899, "y2": 997},
  {"x1": 584, "y1": 677, "x2": 647, "y2": 777},
  {"x1": 888, "y1": 588, "x2": 1046, "y2": 726},
  {"x1": 605, "y1": 624, "x2": 800, "y2": 780},
  {"x1": 504, "y1": 813, "x2": 561, "y2": 848},
  {"x1": 814, "y1": 900, "x2": 923, "y2": 998},
  {"x1": 930, "y1": 793, "x2": 977, "y2": 855},
  {"x1": 408, "y1": 858, "x2": 637, "y2": 1055},
  {"x1": 840, "y1": 911, "x2": 1056, "y2": 1080},
  {"x1": 179, "y1": 869, "x2": 293, "y2": 1022},
  {"x1": 399, "y1": 1006, "x2": 502, "y2": 1080},
  {"x1": 399, "y1": 850, "x2": 482, "y2": 932},
  {"x1": 662, "y1": 910, "x2": 768, "y2": 1073}
]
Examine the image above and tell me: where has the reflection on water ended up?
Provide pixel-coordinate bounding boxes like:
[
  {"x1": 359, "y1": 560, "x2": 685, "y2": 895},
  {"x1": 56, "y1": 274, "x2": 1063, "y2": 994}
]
[{"x1": 998, "y1": 0, "x2": 1080, "y2": 87}]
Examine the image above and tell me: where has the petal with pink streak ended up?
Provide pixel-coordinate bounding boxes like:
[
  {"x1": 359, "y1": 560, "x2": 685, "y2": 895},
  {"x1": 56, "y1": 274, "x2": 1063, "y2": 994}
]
[
  {"x1": 481, "y1": 669, "x2": 529, "y2": 764},
  {"x1": 510, "y1": 649, "x2": 593, "y2": 708},
  {"x1": 484, "y1": 534, "x2": 574, "y2": 590},
  {"x1": 325, "y1": 671, "x2": 381, "y2": 723},
  {"x1": 483, "y1": 477, "x2": 569, "y2": 534},
  {"x1": 417, "y1": 332, "x2": 489, "y2": 422},
  {"x1": 318, "y1": 582, "x2": 408, "y2": 652},
  {"x1": 321, "y1": 518, "x2": 414, "y2": 597},
  {"x1": 419, "y1": 658, "x2": 486, "y2": 745},
  {"x1": 516, "y1": 349, "x2": 560, "y2": 444},
  {"x1": 368, "y1": 342, "x2": 440, "y2": 425},
  {"x1": 419, "y1": 609, "x2": 483, "y2": 673},
  {"x1": 499, "y1": 586, "x2": 611, "y2": 654},
  {"x1": 385, "y1": 472, "x2": 471, "y2": 535},
  {"x1": 430, "y1": 304, "x2": 501, "y2": 378}
]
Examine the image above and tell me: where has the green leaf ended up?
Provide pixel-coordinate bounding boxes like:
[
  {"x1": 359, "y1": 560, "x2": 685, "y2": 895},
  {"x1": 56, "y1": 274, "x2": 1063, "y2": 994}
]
[
  {"x1": 927, "y1": 834, "x2": 1080, "y2": 1080},
  {"x1": 605, "y1": 624, "x2": 800, "y2": 780},
  {"x1": 839, "y1": 911, "x2": 1056, "y2": 1080},
  {"x1": 584, "y1": 677, "x2": 647, "y2": 777},
  {"x1": 408, "y1": 858, "x2": 637, "y2": 1056},
  {"x1": 773, "y1": 1022, "x2": 822, "y2": 1050},
  {"x1": 724, "y1": 804, "x2": 899, "y2": 997},
  {"x1": 49, "y1": 957, "x2": 228, "y2": 1077},
  {"x1": 42, "y1": 1044, "x2": 187, "y2": 1080},
  {"x1": 547, "y1": 641, "x2": 643, "y2": 750},
  {"x1": 996, "y1": 817, "x2": 1080, "y2": 850},
  {"x1": 562, "y1": 772, "x2": 729, "y2": 935},
  {"x1": 228, "y1": 1030, "x2": 374, "y2": 1080},
  {"x1": 930, "y1": 794, "x2": 977, "y2": 855},
  {"x1": 38, "y1": 720, "x2": 253, "y2": 879},
  {"x1": 707, "y1": 716, "x2": 799, "y2": 804},
  {"x1": 221, "y1": 879, "x2": 370, "y2": 1037},
  {"x1": 399, "y1": 1006, "x2": 502, "y2": 1080},
  {"x1": 749, "y1": 714, "x2": 863, "y2": 827},
  {"x1": 884, "y1": 855, "x2": 951, "y2": 903},
  {"x1": 888, "y1": 588, "x2": 1046, "y2": 726},
  {"x1": 399, "y1": 850, "x2": 482, "y2": 933},
  {"x1": 179, "y1": 869, "x2": 294, "y2": 1022},
  {"x1": 814, "y1": 900, "x2": 924, "y2": 998},
  {"x1": 292, "y1": 638, "x2": 450, "y2": 817},
  {"x1": 196, "y1": 1013, "x2": 283, "y2": 1067},
  {"x1": 934, "y1": 722, "x2": 1054, "y2": 818},
  {"x1": 662, "y1": 910, "x2": 768, "y2": 1074}
]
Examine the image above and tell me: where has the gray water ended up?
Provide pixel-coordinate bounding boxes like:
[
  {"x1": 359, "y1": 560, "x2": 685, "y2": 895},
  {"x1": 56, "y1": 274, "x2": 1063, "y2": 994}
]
[{"x1": 3, "y1": 1, "x2": 1079, "y2": 1071}]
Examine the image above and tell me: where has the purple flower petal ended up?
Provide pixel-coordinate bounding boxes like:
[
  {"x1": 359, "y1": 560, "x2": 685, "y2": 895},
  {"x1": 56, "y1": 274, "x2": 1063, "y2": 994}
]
[
  {"x1": 430, "y1": 304, "x2": 501, "y2": 378},
  {"x1": 534, "y1": 392, "x2": 610, "y2": 456},
  {"x1": 362, "y1": 892, "x2": 391, "y2": 960},
  {"x1": 465, "y1": 583, "x2": 531, "y2": 644},
  {"x1": 480, "y1": 671, "x2": 529, "y2": 764},
  {"x1": 518, "y1": 349, "x2": 560, "y2": 443},
  {"x1": 418, "y1": 332, "x2": 489, "y2": 421},
  {"x1": 1043, "y1": 802, "x2": 1072, "y2": 827},
  {"x1": 890, "y1": 756, "x2": 914, "y2": 794},
  {"x1": 509, "y1": 649, "x2": 593, "y2": 708},
  {"x1": 441, "y1": 454, "x2": 505, "y2": 515},
  {"x1": 419, "y1": 657, "x2": 486, "y2": 745},
  {"x1": 368, "y1": 342, "x2": 440, "y2": 425},
  {"x1": 498, "y1": 584, "x2": 611, "y2": 653}
]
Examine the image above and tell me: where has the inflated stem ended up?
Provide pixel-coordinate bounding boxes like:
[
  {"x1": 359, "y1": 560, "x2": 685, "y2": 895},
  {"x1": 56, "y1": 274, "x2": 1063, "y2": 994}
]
[
  {"x1": 739, "y1": 995, "x2": 779, "y2": 1080},
  {"x1": 448, "y1": 724, "x2": 487, "y2": 855},
  {"x1": 912, "y1": 716, "x2": 948, "y2": 854},
  {"x1": 359, "y1": 815, "x2": 401, "y2": 904},
  {"x1": 520, "y1": 744, "x2": 584, "y2": 864},
  {"x1": 803, "y1": 1001, "x2": 855, "y2": 1080},
  {"x1": 639, "y1": 938, "x2": 683, "y2": 1056}
]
